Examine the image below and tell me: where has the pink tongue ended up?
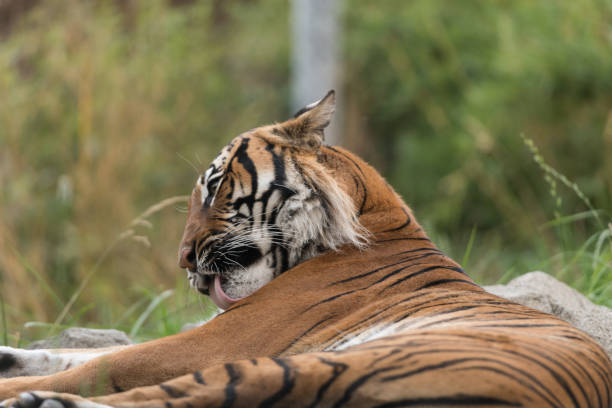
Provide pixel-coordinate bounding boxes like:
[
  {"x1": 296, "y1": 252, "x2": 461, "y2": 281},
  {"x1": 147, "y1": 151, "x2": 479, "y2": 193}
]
[{"x1": 209, "y1": 275, "x2": 243, "y2": 310}]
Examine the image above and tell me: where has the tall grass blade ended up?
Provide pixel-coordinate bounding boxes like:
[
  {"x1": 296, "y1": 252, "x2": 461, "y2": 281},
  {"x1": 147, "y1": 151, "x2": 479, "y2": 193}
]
[
  {"x1": 113, "y1": 297, "x2": 150, "y2": 330},
  {"x1": 129, "y1": 196, "x2": 189, "y2": 225},
  {"x1": 0, "y1": 291, "x2": 8, "y2": 346},
  {"x1": 130, "y1": 290, "x2": 174, "y2": 338},
  {"x1": 461, "y1": 226, "x2": 477, "y2": 268},
  {"x1": 522, "y1": 134, "x2": 602, "y2": 227},
  {"x1": 50, "y1": 232, "x2": 129, "y2": 335},
  {"x1": 10, "y1": 246, "x2": 65, "y2": 310},
  {"x1": 498, "y1": 267, "x2": 518, "y2": 285},
  {"x1": 593, "y1": 228, "x2": 611, "y2": 273},
  {"x1": 541, "y1": 210, "x2": 605, "y2": 229},
  {"x1": 67, "y1": 304, "x2": 96, "y2": 326}
]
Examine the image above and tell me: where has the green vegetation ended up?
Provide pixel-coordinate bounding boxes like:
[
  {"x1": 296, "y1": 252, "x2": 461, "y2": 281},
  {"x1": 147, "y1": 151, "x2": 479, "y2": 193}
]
[{"x1": 0, "y1": 0, "x2": 610, "y2": 345}]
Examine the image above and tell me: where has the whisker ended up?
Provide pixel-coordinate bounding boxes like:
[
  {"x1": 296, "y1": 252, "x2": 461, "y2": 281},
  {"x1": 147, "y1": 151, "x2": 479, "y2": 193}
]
[{"x1": 177, "y1": 152, "x2": 202, "y2": 175}]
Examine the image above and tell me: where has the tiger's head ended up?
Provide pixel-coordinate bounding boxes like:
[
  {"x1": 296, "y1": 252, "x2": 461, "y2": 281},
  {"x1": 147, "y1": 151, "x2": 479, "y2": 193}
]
[{"x1": 178, "y1": 91, "x2": 369, "y2": 309}]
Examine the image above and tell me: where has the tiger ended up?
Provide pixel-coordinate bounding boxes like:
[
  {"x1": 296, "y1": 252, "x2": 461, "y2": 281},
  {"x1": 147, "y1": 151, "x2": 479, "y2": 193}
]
[{"x1": 1, "y1": 90, "x2": 611, "y2": 408}]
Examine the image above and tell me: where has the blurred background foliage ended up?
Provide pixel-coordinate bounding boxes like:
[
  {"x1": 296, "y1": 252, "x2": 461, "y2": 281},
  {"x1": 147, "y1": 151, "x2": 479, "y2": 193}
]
[{"x1": 0, "y1": 0, "x2": 611, "y2": 343}]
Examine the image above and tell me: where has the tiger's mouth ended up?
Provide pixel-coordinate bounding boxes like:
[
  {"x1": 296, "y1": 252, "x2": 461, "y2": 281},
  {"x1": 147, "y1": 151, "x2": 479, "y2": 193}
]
[
  {"x1": 188, "y1": 241, "x2": 264, "y2": 309},
  {"x1": 187, "y1": 270, "x2": 243, "y2": 310}
]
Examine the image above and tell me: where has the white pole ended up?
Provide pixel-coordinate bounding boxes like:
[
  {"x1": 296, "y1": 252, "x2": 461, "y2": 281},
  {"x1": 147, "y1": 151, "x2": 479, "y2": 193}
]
[{"x1": 291, "y1": 0, "x2": 342, "y2": 145}]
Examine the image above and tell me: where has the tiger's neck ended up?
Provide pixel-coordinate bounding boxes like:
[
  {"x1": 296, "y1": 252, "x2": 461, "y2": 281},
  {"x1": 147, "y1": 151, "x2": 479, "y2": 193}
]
[
  {"x1": 320, "y1": 145, "x2": 425, "y2": 239},
  {"x1": 318, "y1": 145, "x2": 475, "y2": 292},
  {"x1": 320, "y1": 145, "x2": 406, "y2": 217}
]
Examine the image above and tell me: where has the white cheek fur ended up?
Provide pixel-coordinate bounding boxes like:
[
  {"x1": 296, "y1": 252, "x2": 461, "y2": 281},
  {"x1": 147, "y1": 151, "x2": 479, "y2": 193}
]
[{"x1": 223, "y1": 257, "x2": 276, "y2": 299}]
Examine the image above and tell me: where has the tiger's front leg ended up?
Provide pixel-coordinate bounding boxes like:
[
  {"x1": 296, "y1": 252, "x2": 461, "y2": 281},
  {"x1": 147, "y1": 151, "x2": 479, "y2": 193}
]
[
  {"x1": 0, "y1": 346, "x2": 129, "y2": 379},
  {"x1": 0, "y1": 317, "x2": 270, "y2": 401}
]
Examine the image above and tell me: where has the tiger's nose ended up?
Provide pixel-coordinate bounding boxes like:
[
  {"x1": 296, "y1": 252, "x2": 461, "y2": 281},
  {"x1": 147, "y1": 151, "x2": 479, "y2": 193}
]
[{"x1": 179, "y1": 246, "x2": 197, "y2": 271}]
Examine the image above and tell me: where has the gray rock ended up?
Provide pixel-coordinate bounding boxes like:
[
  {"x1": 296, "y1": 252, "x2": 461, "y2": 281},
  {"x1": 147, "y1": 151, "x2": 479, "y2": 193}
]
[
  {"x1": 484, "y1": 271, "x2": 612, "y2": 359},
  {"x1": 27, "y1": 328, "x2": 132, "y2": 349}
]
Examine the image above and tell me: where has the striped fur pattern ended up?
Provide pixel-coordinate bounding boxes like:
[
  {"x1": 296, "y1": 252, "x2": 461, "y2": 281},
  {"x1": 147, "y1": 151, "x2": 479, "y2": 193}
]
[{"x1": 1, "y1": 92, "x2": 611, "y2": 407}]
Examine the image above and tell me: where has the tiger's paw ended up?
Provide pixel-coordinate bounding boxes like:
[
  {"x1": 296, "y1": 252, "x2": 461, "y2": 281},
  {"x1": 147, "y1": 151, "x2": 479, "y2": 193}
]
[
  {"x1": 1, "y1": 392, "x2": 111, "y2": 408},
  {"x1": 0, "y1": 347, "x2": 65, "y2": 378}
]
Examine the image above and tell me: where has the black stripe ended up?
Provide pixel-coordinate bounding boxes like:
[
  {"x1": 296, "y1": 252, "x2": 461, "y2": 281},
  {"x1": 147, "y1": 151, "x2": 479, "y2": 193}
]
[
  {"x1": 160, "y1": 384, "x2": 188, "y2": 398},
  {"x1": 329, "y1": 258, "x2": 414, "y2": 286},
  {"x1": 368, "y1": 348, "x2": 403, "y2": 369},
  {"x1": 382, "y1": 357, "x2": 492, "y2": 382},
  {"x1": 323, "y1": 146, "x2": 368, "y2": 214},
  {"x1": 279, "y1": 315, "x2": 336, "y2": 354},
  {"x1": 221, "y1": 303, "x2": 250, "y2": 316},
  {"x1": 278, "y1": 245, "x2": 289, "y2": 275},
  {"x1": 258, "y1": 358, "x2": 295, "y2": 407},
  {"x1": 377, "y1": 236, "x2": 432, "y2": 243},
  {"x1": 377, "y1": 265, "x2": 468, "y2": 293},
  {"x1": 303, "y1": 289, "x2": 360, "y2": 313},
  {"x1": 373, "y1": 395, "x2": 521, "y2": 407},
  {"x1": 407, "y1": 306, "x2": 483, "y2": 328},
  {"x1": 332, "y1": 366, "x2": 401, "y2": 407},
  {"x1": 307, "y1": 358, "x2": 349, "y2": 408},
  {"x1": 111, "y1": 377, "x2": 124, "y2": 393},
  {"x1": 390, "y1": 299, "x2": 486, "y2": 324},
  {"x1": 232, "y1": 138, "x2": 258, "y2": 211},
  {"x1": 397, "y1": 251, "x2": 448, "y2": 264},
  {"x1": 324, "y1": 146, "x2": 366, "y2": 177},
  {"x1": 222, "y1": 363, "x2": 241, "y2": 408},
  {"x1": 398, "y1": 247, "x2": 441, "y2": 255},
  {"x1": 379, "y1": 207, "x2": 412, "y2": 233},
  {"x1": 417, "y1": 278, "x2": 480, "y2": 290},
  {"x1": 193, "y1": 370, "x2": 206, "y2": 385},
  {"x1": 265, "y1": 143, "x2": 287, "y2": 186},
  {"x1": 473, "y1": 324, "x2": 560, "y2": 329},
  {"x1": 352, "y1": 174, "x2": 367, "y2": 216}
]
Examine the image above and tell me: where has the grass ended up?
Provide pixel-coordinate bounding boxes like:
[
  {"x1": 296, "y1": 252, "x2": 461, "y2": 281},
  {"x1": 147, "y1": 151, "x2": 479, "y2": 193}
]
[
  {"x1": 455, "y1": 137, "x2": 612, "y2": 308},
  {"x1": 521, "y1": 136, "x2": 612, "y2": 307},
  {"x1": 51, "y1": 195, "x2": 190, "y2": 332},
  {"x1": 1, "y1": 194, "x2": 216, "y2": 347}
]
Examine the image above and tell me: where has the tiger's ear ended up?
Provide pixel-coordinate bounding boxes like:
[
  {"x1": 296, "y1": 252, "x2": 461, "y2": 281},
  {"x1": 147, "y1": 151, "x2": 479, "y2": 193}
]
[{"x1": 276, "y1": 90, "x2": 335, "y2": 151}]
